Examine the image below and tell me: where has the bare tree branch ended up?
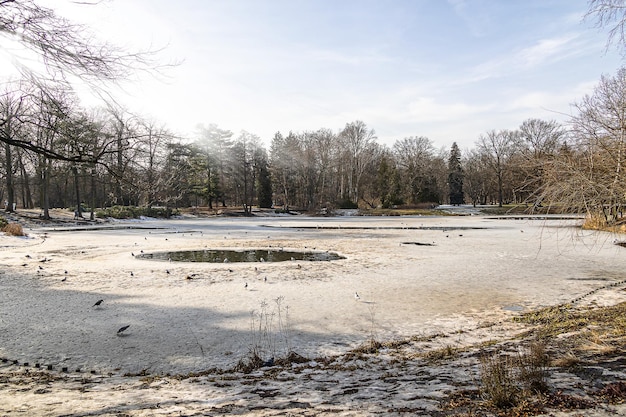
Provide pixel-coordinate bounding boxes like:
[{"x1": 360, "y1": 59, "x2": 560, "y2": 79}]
[{"x1": 586, "y1": 0, "x2": 626, "y2": 55}]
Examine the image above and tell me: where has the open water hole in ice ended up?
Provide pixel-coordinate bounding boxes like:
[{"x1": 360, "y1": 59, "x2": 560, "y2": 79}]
[{"x1": 135, "y1": 248, "x2": 345, "y2": 262}]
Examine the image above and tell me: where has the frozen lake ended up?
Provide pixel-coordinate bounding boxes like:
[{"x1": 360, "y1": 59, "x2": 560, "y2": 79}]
[{"x1": 1, "y1": 214, "x2": 625, "y2": 374}]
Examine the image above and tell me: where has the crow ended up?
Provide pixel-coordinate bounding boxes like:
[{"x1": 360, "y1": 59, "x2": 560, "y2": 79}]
[
  {"x1": 93, "y1": 299, "x2": 104, "y2": 307},
  {"x1": 117, "y1": 325, "x2": 130, "y2": 335}
]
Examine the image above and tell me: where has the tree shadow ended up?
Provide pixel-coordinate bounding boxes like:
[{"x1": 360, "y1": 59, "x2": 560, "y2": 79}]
[{"x1": 0, "y1": 268, "x2": 360, "y2": 377}]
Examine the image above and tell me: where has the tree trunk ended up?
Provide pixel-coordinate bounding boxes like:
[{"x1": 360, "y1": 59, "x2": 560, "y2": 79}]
[
  {"x1": 72, "y1": 165, "x2": 82, "y2": 218},
  {"x1": 41, "y1": 160, "x2": 50, "y2": 220},
  {"x1": 18, "y1": 154, "x2": 33, "y2": 209},
  {"x1": 4, "y1": 143, "x2": 14, "y2": 212},
  {"x1": 90, "y1": 167, "x2": 96, "y2": 221}
]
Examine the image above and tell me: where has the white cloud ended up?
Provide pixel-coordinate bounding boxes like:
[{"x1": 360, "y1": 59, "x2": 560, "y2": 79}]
[
  {"x1": 517, "y1": 34, "x2": 582, "y2": 68},
  {"x1": 463, "y1": 33, "x2": 588, "y2": 84}
]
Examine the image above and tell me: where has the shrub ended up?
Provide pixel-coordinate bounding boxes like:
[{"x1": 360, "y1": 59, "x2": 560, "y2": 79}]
[
  {"x1": 2, "y1": 223, "x2": 26, "y2": 236},
  {"x1": 95, "y1": 206, "x2": 177, "y2": 219},
  {"x1": 0, "y1": 215, "x2": 7, "y2": 229},
  {"x1": 479, "y1": 342, "x2": 550, "y2": 409},
  {"x1": 480, "y1": 353, "x2": 519, "y2": 408},
  {"x1": 517, "y1": 342, "x2": 549, "y2": 394},
  {"x1": 337, "y1": 198, "x2": 358, "y2": 209}
]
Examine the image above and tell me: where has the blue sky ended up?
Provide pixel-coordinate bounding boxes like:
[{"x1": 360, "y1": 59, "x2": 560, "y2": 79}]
[{"x1": 15, "y1": 0, "x2": 626, "y2": 149}]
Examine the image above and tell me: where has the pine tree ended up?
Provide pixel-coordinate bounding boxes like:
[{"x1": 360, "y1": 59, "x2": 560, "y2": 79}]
[
  {"x1": 255, "y1": 149, "x2": 273, "y2": 209},
  {"x1": 448, "y1": 142, "x2": 464, "y2": 205}
]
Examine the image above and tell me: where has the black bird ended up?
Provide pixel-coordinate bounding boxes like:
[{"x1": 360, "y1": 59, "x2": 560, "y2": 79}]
[
  {"x1": 166, "y1": 269, "x2": 170, "y2": 275},
  {"x1": 61, "y1": 276, "x2": 67, "y2": 282},
  {"x1": 244, "y1": 282, "x2": 248, "y2": 289},
  {"x1": 130, "y1": 271, "x2": 134, "y2": 277},
  {"x1": 117, "y1": 325, "x2": 130, "y2": 335},
  {"x1": 93, "y1": 299, "x2": 104, "y2": 307}
]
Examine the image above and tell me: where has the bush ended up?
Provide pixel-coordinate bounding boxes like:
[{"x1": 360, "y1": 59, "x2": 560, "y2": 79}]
[
  {"x1": 95, "y1": 206, "x2": 178, "y2": 219},
  {"x1": 0, "y1": 215, "x2": 7, "y2": 229},
  {"x1": 337, "y1": 198, "x2": 358, "y2": 209},
  {"x1": 2, "y1": 223, "x2": 26, "y2": 236},
  {"x1": 480, "y1": 353, "x2": 519, "y2": 408},
  {"x1": 517, "y1": 342, "x2": 549, "y2": 394},
  {"x1": 480, "y1": 342, "x2": 550, "y2": 409}
]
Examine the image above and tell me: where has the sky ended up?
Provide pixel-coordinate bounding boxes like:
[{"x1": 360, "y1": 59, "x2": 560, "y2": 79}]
[{"x1": 3, "y1": 0, "x2": 624, "y2": 150}]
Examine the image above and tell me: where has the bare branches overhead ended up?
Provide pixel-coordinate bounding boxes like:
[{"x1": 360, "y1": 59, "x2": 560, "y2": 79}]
[
  {"x1": 586, "y1": 0, "x2": 626, "y2": 55},
  {"x1": 0, "y1": 0, "x2": 157, "y2": 85}
]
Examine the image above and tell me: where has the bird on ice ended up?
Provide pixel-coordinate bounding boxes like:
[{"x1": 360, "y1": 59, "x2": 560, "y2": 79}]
[
  {"x1": 93, "y1": 299, "x2": 104, "y2": 307},
  {"x1": 244, "y1": 282, "x2": 248, "y2": 289},
  {"x1": 117, "y1": 325, "x2": 130, "y2": 335},
  {"x1": 354, "y1": 292, "x2": 360, "y2": 301}
]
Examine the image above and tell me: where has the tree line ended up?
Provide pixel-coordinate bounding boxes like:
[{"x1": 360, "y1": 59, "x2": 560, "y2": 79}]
[{"x1": 1, "y1": 0, "x2": 625, "y2": 227}]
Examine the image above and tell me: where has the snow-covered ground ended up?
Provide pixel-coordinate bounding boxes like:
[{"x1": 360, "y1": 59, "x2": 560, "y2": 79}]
[{"x1": 1, "y1": 214, "x2": 625, "y2": 415}]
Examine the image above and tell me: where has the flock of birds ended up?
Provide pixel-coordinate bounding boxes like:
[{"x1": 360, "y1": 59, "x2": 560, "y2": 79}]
[
  {"x1": 90, "y1": 300, "x2": 130, "y2": 335},
  {"x1": 19, "y1": 229, "x2": 367, "y2": 343}
]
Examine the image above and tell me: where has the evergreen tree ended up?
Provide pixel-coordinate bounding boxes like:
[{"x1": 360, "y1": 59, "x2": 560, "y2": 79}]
[
  {"x1": 448, "y1": 142, "x2": 464, "y2": 205},
  {"x1": 255, "y1": 149, "x2": 273, "y2": 208},
  {"x1": 376, "y1": 155, "x2": 402, "y2": 208}
]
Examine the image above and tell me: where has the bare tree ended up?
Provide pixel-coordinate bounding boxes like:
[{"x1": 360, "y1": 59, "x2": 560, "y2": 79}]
[
  {"x1": 463, "y1": 148, "x2": 493, "y2": 206},
  {"x1": 477, "y1": 129, "x2": 520, "y2": 207},
  {"x1": 232, "y1": 131, "x2": 261, "y2": 215},
  {"x1": 0, "y1": 81, "x2": 31, "y2": 212},
  {"x1": 270, "y1": 131, "x2": 299, "y2": 211},
  {"x1": 393, "y1": 136, "x2": 435, "y2": 204},
  {"x1": 540, "y1": 67, "x2": 626, "y2": 225},
  {"x1": 586, "y1": 0, "x2": 626, "y2": 55},
  {"x1": 517, "y1": 118, "x2": 564, "y2": 205},
  {"x1": 0, "y1": 0, "x2": 163, "y2": 161},
  {"x1": 310, "y1": 128, "x2": 339, "y2": 208},
  {"x1": 0, "y1": 0, "x2": 156, "y2": 84},
  {"x1": 136, "y1": 119, "x2": 172, "y2": 208},
  {"x1": 339, "y1": 121, "x2": 378, "y2": 206}
]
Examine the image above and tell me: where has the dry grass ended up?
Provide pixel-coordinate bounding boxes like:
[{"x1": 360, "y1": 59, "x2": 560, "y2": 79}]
[
  {"x1": 2, "y1": 223, "x2": 25, "y2": 236},
  {"x1": 479, "y1": 352, "x2": 519, "y2": 408},
  {"x1": 552, "y1": 351, "x2": 583, "y2": 368},
  {"x1": 517, "y1": 342, "x2": 549, "y2": 395},
  {"x1": 478, "y1": 342, "x2": 549, "y2": 410}
]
